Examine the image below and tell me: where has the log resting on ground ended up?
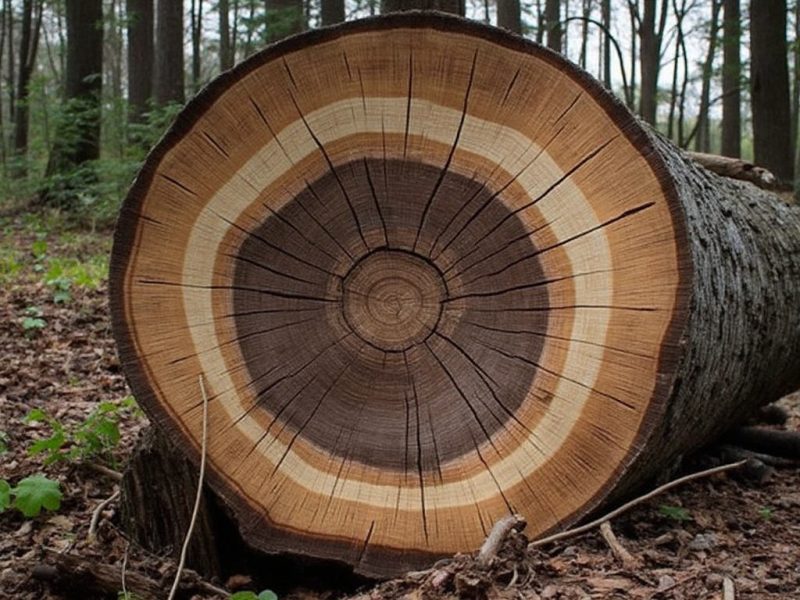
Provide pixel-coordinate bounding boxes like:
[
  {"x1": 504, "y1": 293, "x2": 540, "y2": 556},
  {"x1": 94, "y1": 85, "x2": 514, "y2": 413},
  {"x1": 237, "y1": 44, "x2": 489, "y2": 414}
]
[{"x1": 109, "y1": 13, "x2": 800, "y2": 577}]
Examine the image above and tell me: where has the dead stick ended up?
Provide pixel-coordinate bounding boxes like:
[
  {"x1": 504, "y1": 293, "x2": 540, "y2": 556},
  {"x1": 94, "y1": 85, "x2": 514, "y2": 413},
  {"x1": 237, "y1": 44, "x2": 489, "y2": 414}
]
[
  {"x1": 85, "y1": 462, "x2": 123, "y2": 482},
  {"x1": 723, "y1": 576, "x2": 735, "y2": 600},
  {"x1": 477, "y1": 514, "x2": 526, "y2": 566},
  {"x1": 599, "y1": 521, "x2": 639, "y2": 569},
  {"x1": 528, "y1": 460, "x2": 747, "y2": 549},
  {"x1": 167, "y1": 374, "x2": 210, "y2": 600},
  {"x1": 88, "y1": 490, "x2": 120, "y2": 542}
]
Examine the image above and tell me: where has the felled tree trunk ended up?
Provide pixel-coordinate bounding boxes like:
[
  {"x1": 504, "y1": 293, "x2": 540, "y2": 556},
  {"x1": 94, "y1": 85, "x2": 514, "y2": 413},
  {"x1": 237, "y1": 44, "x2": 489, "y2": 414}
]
[{"x1": 110, "y1": 13, "x2": 800, "y2": 578}]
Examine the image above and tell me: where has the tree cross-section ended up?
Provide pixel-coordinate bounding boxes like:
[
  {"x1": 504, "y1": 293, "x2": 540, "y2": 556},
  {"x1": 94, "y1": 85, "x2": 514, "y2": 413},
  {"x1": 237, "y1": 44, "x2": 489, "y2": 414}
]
[{"x1": 111, "y1": 13, "x2": 800, "y2": 577}]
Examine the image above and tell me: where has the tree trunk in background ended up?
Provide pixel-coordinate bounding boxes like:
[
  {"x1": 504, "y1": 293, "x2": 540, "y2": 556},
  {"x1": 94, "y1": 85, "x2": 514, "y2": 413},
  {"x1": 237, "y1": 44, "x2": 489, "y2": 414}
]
[
  {"x1": 6, "y1": 0, "x2": 14, "y2": 132},
  {"x1": 578, "y1": 0, "x2": 590, "y2": 68},
  {"x1": 627, "y1": 1, "x2": 637, "y2": 111},
  {"x1": 265, "y1": 0, "x2": 304, "y2": 42},
  {"x1": 638, "y1": 0, "x2": 667, "y2": 125},
  {"x1": 535, "y1": 0, "x2": 544, "y2": 43},
  {"x1": 42, "y1": 0, "x2": 102, "y2": 203},
  {"x1": 191, "y1": 0, "x2": 203, "y2": 92},
  {"x1": 321, "y1": 0, "x2": 345, "y2": 26},
  {"x1": 127, "y1": 0, "x2": 153, "y2": 123},
  {"x1": 792, "y1": 0, "x2": 800, "y2": 175},
  {"x1": 381, "y1": 0, "x2": 464, "y2": 14},
  {"x1": 154, "y1": 0, "x2": 184, "y2": 105},
  {"x1": 721, "y1": 0, "x2": 740, "y2": 158},
  {"x1": 693, "y1": 0, "x2": 721, "y2": 153},
  {"x1": 12, "y1": 0, "x2": 42, "y2": 178},
  {"x1": 751, "y1": 0, "x2": 793, "y2": 182},
  {"x1": 219, "y1": 0, "x2": 233, "y2": 70},
  {"x1": 497, "y1": 0, "x2": 521, "y2": 34},
  {"x1": 667, "y1": 0, "x2": 686, "y2": 141},
  {"x1": 601, "y1": 0, "x2": 610, "y2": 87},
  {"x1": 545, "y1": 0, "x2": 561, "y2": 52}
]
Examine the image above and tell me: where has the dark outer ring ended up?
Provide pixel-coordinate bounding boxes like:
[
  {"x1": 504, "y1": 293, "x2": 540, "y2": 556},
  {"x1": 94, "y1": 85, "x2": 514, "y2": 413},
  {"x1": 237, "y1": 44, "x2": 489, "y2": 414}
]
[{"x1": 109, "y1": 11, "x2": 692, "y2": 577}]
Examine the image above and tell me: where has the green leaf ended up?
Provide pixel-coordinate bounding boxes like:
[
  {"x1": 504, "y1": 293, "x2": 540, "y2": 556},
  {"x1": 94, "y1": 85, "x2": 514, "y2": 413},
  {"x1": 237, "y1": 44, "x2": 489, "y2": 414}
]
[
  {"x1": 12, "y1": 475, "x2": 62, "y2": 517},
  {"x1": 22, "y1": 316, "x2": 46, "y2": 331},
  {"x1": 0, "y1": 431, "x2": 9, "y2": 454},
  {"x1": 28, "y1": 431, "x2": 66, "y2": 461},
  {"x1": 53, "y1": 289, "x2": 72, "y2": 304},
  {"x1": 258, "y1": 591, "x2": 278, "y2": 600},
  {"x1": 758, "y1": 506, "x2": 774, "y2": 520},
  {"x1": 229, "y1": 593, "x2": 259, "y2": 600},
  {"x1": 658, "y1": 504, "x2": 691, "y2": 522},
  {"x1": 24, "y1": 408, "x2": 49, "y2": 423},
  {"x1": 31, "y1": 239, "x2": 48, "y2": 260},
  {"x1": 0, "y1": 480, "x2": 11, "y2": 512}
]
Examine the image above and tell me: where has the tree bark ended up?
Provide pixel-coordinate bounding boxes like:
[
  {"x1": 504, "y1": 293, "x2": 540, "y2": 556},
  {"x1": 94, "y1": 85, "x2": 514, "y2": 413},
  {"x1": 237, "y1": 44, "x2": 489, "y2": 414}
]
[
  {"x1": 154, "y1": 0, "x2": 184, "y2": 105},
  {"x1": 545, "y1": 0, "x2": 561, "y2": 52},
  {"x1": 42, "y1": 0, "x2": 102, "y2": 203},
  {"x1": 191, "y1": 0, "x2": 203, "y2": 92},
  {"x1": 497, "y1": 0, "x2": 522, "y2": 34},
  {"x1": 751, "y1": 0, "x2": 793, "y2": 182},
  {"x1": 721, "y1": 0, "x2": 740, "y2": 158},
  {"x1": 127, "y1": 0, "x2": 154, "y2": 123},
  {"x1": 601, "y1": 0, "x2": 610, "y2": 87},
  {"x1": 321, "y1": 0, "x2": 345, "y2": 26},
  {"x1": 111, "y1": 14, "x2": 800, "y2": 579}
]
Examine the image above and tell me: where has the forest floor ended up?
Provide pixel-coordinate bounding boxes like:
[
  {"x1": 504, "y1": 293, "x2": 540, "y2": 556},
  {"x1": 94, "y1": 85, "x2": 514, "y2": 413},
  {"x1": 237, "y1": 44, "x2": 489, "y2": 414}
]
[{"x1": 1, "y1": 211, "x2": 800, "y2": 600}]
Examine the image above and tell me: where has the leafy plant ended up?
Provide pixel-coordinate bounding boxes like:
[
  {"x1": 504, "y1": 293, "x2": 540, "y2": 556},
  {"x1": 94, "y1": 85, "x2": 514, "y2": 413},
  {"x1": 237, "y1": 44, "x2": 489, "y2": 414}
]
[
  {"x1": 0, "y1": 430, "x2": 8, "y2": 454},
  {"x1": 229, "y1": 591, "x2": 278, "y2": 600},
  {"x1": 25, "y1": 399, "x2": 140, "y2": 465},
  {"x1": 0, "y1": 475, "x2": 62, "y2": 518},
  {"x1": 21, "y1": 306, "x2": 46, "y2": 333},
  {"x1": 658, "y1": 504, "x2": 692, "y2": 522},
  {"x1": 758, "y1": 506, "x2": 774, "y2": 520}
]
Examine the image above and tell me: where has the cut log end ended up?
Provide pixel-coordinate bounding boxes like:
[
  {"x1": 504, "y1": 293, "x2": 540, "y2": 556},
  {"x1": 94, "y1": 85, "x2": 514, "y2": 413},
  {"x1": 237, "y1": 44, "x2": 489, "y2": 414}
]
[{"x1": 110, "y1": 13, "x2": 740, "y2": 578}]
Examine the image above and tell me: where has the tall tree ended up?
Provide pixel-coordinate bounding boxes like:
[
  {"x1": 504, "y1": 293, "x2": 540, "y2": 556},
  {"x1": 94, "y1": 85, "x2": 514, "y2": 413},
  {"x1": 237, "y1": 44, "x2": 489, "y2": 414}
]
[
  {"x1": 12, "y1": 0, "x2": 42, "y2": 177},
  {"x1": 751, "y1": 0, "x2": 793, "y2": 181},
  {"x1": 265, "y1": 0, "x2": 304, "y2": 41},
  {"x1": 637, "y1": 0, "x2": 668, "y2": 125},
  {"x1": 381, "y1": 0, "x2": 464, "y2": 14},
  {"x1": 321, "y1": 0, "x2": 344, "y2": 26},
  {"x1": 545, "y1": 0, "x2": 561, "y2": 52},
  {"x1": 601, "y1": 0, "x2": 610, "y2": 87},
  {"x1": 667, "y1": 0, "x2": 687, "y2": 143},
  {"x1": 127, "y1": 0, "x2": 153, "y2": 123},
  {"x1": 191, "y1": 0, "x2": 203, "y2": 91},
  {"x1": 219, "y1": 0, "x2": 233, "y2": 70},
  {"x1": 154, "y1": 0, "x2": 184, "y2": 105},
  {"x1": 497, "y1": 0, "x2": 522, "y2": 33},
  {"x1": 693, "y1": 0, "x2": 722, "y2": 153},
  {"x1": 43, "y1": 0, "x2": 103, "y2": 202},
  {"x1": 721, "y1": 0, "x2": 740, "y2": 158}
]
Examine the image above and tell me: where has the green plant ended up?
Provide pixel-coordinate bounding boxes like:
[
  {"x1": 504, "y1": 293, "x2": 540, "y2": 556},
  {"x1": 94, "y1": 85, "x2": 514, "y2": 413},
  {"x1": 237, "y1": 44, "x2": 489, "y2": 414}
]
[
  {"x1": 758, "y1": 506, "x2": 774, "y2": 520},
  {"x1": 229, "y1": 591, "x2": 278, "y2": 600},
  {"x1": 658, "y1": 504, "x2": 692, "y2": 522},
  {"x1": 21, "y1": 306, "x2": 46, "y2": 333},
  {"x1": 0, "y1": 248, "x2": 23, "y2": 283},
  {"x1": 25, "y1": 399, "x2": 140, "y2": 465},
  {"x1": 0, "y1": 431, "x2": 8, "y2": 454},
  {"x1": 0, "y1": 475, "x2": 63, "y2": 517}
]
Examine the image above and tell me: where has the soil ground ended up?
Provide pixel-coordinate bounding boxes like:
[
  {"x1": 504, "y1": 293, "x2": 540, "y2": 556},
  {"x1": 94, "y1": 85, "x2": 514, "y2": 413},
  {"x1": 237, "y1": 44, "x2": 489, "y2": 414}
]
[{"x1": 1, "y1": 212, "x2": 799, "y2": 599}]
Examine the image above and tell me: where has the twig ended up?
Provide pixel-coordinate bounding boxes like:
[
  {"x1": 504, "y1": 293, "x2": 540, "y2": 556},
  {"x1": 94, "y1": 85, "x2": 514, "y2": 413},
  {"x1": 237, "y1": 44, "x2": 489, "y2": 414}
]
[
  {"x1": 528, "y1": 460, "x2": 747, "y2": 549},
  {"x1": 121, "y1": 542, "x2": 130, "y2": 599},
  {"x1": 599, "y1": 521, "x2": 640, "y2": 569},
  {"x1": 167, "y1": 374, "x2": 210, "y2": 600},
  {"x1": 477, "y1": 514, "x2": 526, "y2": 566},
  {"x1": 723, "y1": 576, "x2": 735, "y2": 600},
  {"x1": 88, "y1": 490, "x2": 120, "y2": 542},
  {"x1": 85, "y1": 462, "x2": 123, "y2": 482}
]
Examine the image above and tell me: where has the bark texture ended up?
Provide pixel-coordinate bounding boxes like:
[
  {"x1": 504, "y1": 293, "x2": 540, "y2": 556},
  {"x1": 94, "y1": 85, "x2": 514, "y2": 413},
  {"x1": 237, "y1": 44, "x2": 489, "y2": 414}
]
[
  {"x1": 497, "y1": 0, "x2": 522, "y2": 34},
  {"x1": 721, "y1": 0, "x2": 740, "y2": 158},
  {"x1": 381, "y1": 0, "x2": 464, "y2": 14}
]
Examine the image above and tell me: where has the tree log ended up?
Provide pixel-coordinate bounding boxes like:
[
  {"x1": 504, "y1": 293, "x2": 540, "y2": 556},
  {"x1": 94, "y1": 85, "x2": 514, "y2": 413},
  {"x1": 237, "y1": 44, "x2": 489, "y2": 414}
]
[{"x1": 110, "y1": 13, "x2": 800, "y2": 577}]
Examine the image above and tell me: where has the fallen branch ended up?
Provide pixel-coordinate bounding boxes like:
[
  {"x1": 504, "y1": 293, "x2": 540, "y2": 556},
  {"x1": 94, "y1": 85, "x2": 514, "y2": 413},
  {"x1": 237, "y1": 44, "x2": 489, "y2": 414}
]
[
  {"x1": 167, "y1": 374, "x2": 210, "y2": 600},
  {"x1": 686, "y1": 151, "x2": 783, "y2": 191},
  {"x1": 84, "y1": 462, "x2": 123, "y2": 482},
  {"x1": 528, "y1": 460, "x2": 747, "y2": 549},
  {"x1": 88, "y1": 489, "x2": 120, "y2": 542},
  {"x1": 599, "y1": 521, "x2": 640, "y2": 570},
  {"x1": 728, "y1": 427, "x2": 800, "y2": 459},
  {"x1": 477, "y1": 514, "x2": 526, "y2": 567}
]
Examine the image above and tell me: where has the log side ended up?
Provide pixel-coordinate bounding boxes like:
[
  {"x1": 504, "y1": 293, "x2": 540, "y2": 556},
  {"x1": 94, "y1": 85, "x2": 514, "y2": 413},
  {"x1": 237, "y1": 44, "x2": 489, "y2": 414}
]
[{"x1": 608, "y1": 133, "x2": 800, "y2": 503}]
